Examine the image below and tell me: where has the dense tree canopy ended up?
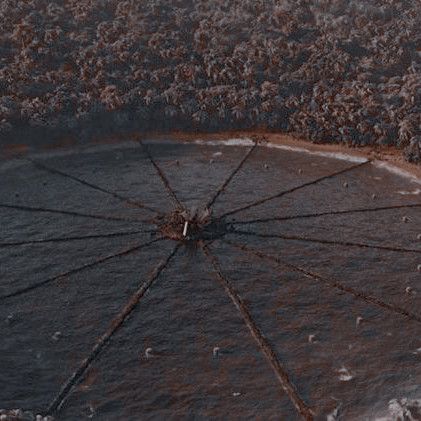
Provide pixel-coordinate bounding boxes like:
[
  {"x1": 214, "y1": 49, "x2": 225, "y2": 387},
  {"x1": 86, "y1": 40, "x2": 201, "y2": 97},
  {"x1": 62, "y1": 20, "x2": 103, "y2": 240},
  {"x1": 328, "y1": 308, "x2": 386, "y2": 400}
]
[{"x1": 0, "y1": 0, "x2": 420, "y2": 161}]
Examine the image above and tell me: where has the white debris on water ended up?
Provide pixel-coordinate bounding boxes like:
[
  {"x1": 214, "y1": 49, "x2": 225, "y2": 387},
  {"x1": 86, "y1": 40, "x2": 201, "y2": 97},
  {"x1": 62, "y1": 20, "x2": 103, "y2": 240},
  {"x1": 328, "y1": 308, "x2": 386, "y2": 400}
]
[
  {"x1": 213, "y1": 346, "x2": 220, "y2": 357},
  {"x1": 145, "y1": 347, "x2": 153, "y2": 359},
  {"x1": 212, "y1": 151, "x2": 222, "y2": 157},
  {"x1": 183, "y1": 221, "x2": 188, "y2": 237},
  {"x1": 308, "y1": 334, "x2": 317, "y2": 343},
  {"x1": 356, "y1": 316, "x2": 364, "y2": 327},
  {"x1": 397, "y1": 188, "x2": 421, "y2": 195},
  {"x1": 232, "y1": 392, "x2": 241, "y2": 397},
  {"x1": 0, "y1": 409, "x2": 54, "y2": 421},
  {"x1": 86, "y1": 404, "x2": 95, "y2": 419},
  {"x1": 337, "y1": 366, "x2": 354, "y2": 382},
  {"x1": 51, "y1": 331, "x2": 61, "y2": 341},
  {"x1": 374, "y1": 398, "x2": 421, "y2": 420},
  {"x1": 326, "y1": 404, "x2": 342, "y2": 421},
  {"x1": 405, "y1": 286, "x2": 415, "y2": 295}
]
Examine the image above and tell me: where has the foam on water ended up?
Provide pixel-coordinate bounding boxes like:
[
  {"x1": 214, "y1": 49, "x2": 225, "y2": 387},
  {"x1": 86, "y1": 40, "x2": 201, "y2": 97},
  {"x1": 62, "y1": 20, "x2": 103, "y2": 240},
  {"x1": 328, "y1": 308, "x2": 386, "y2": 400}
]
[
  {"x1": 194, "y1": 137, "x2": 370, "y2": 163},
  {"x1": 194, "y1": 137, "x2": 255, "y2": 147},
  {"x1": 337, "y1": 366, "x2": 354, "y2": 382},
  {"x1": 196, "y1": 138, "x2": 421, "y2": 185},
  {"x1": 397, "y1": 188, "x2": 421, "y2": 195},
  {"x1": 266, "y1": 142, "x2": 369, "y2": 163},
  {"x1": 195, "y1": 137, "x2": 421, "y2": 185},
  {"x1": 374, "y1": 161, "x2": 421, "y2": 185},
  {"x1": 374, "y1": 397, "x2": 421, "y2": 421}
]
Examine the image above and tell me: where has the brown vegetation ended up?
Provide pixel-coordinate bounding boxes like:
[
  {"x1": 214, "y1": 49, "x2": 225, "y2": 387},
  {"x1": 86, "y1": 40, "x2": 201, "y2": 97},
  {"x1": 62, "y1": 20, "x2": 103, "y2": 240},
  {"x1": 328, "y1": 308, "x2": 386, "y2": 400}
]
[{"x1": 0, "y1": 0, "x2": 420, "y2": 161}]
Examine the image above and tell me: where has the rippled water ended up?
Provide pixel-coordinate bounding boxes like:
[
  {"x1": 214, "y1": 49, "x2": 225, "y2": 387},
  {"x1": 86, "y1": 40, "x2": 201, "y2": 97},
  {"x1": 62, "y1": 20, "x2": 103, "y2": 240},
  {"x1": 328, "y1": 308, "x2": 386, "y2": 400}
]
[{"x1": 0, "y1": 140, "x2": 420, "y2": 420}]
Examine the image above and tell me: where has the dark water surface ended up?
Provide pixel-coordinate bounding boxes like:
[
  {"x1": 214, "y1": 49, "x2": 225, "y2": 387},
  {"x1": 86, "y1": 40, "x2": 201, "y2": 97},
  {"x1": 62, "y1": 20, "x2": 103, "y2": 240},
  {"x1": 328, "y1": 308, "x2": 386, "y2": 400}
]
[{"x1": 0, "y1": 140, "x2": 420, "y2": 420}]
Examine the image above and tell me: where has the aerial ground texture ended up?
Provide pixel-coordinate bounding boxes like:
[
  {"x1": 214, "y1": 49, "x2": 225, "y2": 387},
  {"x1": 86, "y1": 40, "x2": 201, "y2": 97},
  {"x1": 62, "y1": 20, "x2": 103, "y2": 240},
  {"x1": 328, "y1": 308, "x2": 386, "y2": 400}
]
[
  {"x1": 0, "y1": 0, "x2": 420, "y2": 161},
  {"x1": 0, "y1": 139, "x2": 420, "y2": 420}
]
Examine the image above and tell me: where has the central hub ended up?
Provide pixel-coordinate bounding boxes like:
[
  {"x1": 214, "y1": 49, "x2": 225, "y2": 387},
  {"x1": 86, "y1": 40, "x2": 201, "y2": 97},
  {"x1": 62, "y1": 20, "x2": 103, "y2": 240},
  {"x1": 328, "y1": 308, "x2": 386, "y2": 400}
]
[{"x1": 156, "y1": 208, "x2": 227, "y2": 242}]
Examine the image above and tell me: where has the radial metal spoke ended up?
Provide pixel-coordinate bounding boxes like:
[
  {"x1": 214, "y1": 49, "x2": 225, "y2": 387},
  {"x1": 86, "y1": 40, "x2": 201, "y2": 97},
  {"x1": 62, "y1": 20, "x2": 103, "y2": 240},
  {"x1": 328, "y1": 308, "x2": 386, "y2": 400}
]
[
  {"x1": 225, "y1": 239, "x2": 421, "y2": 324},
  {"x1": 45, "y1": 241, "x2": 180, "y2": 416},
  {"x1": 0, "y1": 203, "x2": 149, "y2": 224},
  {"x1": 205, "y1": 141, "x2": 258, "y2": 210},
  {"x1": 231, "y1": 203, "x2": 421, "y2": 225},
  {"x1": 138, "y1": 139, "x2": 185, "y2": 211},
  {"x1": 27, "y1": 158, "x2": 161, "y2": 216},
  {"x1": 0, "y1": 229, "x2": 157, "y2": 248},
  {"x1": 0, "y1": 237, "x2": 165, "y2": 301},
  {"x1": 201, "y1": 242, "x2": 315, "y2": 421},
  {"x1": 231, "y1": 229, "x2": 421, "y2": 254},
  {"x1": 217, "y1": 160, "x2": 371, "y2": 220}
]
